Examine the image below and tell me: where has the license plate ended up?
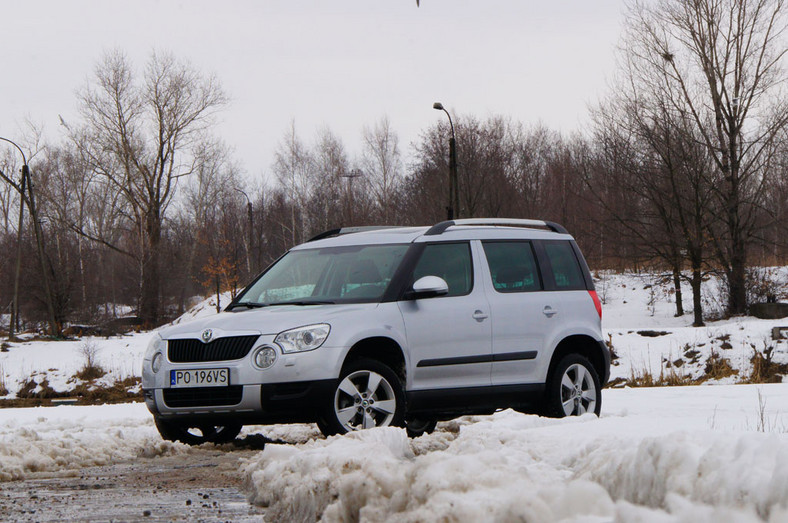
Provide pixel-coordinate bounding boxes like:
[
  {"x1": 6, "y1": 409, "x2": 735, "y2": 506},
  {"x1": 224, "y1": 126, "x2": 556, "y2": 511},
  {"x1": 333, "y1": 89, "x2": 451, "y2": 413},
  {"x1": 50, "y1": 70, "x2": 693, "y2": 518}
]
[{"x1": 170, "y1": 368, "x2": 229, "y2": 388}]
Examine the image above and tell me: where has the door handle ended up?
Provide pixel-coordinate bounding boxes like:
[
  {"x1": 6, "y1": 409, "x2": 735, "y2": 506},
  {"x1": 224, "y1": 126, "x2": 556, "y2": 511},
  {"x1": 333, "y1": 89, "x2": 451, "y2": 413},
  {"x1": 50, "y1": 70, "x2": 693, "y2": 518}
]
[
  {"x1": 543, "y1": 306, "x2": 558, "y2": 318},
  {"x1": 472, "y1": 310, "x2": 489, "y2": 321}
]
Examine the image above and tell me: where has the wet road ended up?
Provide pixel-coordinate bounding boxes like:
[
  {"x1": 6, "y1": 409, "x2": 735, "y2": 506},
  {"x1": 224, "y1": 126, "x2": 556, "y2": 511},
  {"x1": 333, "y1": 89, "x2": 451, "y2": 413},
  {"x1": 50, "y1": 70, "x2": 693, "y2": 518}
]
[{"x1": 0, "y1": 445, "x2": 266, "y2": 522}]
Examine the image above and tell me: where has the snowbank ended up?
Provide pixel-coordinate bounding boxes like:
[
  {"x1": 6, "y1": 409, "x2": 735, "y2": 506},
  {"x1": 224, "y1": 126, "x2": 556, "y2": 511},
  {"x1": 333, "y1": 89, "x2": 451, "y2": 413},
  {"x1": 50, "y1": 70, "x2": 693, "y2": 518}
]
[
  {"x1": 0, "y1": 403, "x2": 186, "y2": 481},
  {"x1": 243, "y1": 384, "x2": 788, "y2": 522}
]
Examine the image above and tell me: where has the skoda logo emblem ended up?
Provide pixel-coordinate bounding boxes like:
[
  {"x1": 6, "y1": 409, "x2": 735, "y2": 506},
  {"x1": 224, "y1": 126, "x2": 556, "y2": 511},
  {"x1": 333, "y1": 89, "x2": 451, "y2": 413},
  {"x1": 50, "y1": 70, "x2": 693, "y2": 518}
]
[{"x1": 201, "y1": 329, "x2": 213, "y2": 343}]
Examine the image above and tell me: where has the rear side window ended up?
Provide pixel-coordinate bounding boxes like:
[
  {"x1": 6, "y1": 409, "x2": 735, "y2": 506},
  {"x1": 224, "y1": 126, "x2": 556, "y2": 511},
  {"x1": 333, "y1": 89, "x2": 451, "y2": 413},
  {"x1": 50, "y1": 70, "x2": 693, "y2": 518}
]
[
  {"x1": 543, "y1": 241, "x2": 586, "y2": 290},
  {"x1": 482, "y1": 241, "x2": 542, "y2": 292},
  {"x1": 412, "y1": 243, "x2": 473, "y2": 297}
]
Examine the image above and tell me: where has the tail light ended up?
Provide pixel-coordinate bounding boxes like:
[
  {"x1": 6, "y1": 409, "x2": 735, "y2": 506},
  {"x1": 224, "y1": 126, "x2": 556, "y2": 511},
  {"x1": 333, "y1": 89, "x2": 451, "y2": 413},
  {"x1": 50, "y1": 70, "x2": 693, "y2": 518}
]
[{"x1": 588, "y1": 290, "x2": 602, "y2": 319}]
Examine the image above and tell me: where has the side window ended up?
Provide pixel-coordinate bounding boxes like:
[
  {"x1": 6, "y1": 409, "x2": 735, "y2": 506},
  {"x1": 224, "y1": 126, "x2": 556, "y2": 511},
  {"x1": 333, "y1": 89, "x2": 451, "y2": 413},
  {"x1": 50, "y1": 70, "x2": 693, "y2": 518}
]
[
  {"x1": 543, "y1": 241, "x2": 586, "y2": 290},
  {"x1": 412, "y1": 243, "x2": 473, "y2": 297},
  {"x1": 482, "y1": 241, "x2": 542, "y2": 293}
]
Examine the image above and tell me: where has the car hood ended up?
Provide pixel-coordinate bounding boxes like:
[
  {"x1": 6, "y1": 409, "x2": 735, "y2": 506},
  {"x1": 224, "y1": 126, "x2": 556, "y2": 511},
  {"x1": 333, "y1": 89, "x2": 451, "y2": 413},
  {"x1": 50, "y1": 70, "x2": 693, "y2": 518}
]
[{"x1": 159, "y1": 303, "x2": 379, "y2": 340}]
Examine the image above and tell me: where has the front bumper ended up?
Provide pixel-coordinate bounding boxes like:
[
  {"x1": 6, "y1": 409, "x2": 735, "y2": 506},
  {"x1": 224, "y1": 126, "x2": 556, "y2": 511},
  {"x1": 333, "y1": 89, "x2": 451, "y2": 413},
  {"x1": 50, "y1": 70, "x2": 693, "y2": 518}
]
[
  {"x1": 142, "y1": 333, "x2": 346, "y2": 424},
  {"x1": 143, "y1": 379, "x2": 335, "y2": 425}
]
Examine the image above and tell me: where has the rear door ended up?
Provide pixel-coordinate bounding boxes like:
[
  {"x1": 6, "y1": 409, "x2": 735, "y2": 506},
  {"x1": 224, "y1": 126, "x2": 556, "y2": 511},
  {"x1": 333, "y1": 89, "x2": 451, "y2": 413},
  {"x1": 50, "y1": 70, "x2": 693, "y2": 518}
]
[
  {"x1": 398, "y1": 241, "x2": 492, "y2": 391},
  {"x1": 480, "y1": 240, "x2": 559, "y2": 385}
]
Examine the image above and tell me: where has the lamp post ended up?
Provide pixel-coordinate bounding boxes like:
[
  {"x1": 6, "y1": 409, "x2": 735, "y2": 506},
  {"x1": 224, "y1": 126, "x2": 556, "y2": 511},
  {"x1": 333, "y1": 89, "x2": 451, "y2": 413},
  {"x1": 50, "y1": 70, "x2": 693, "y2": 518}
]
[
  {"x1": 433, "y1": 102, "x2": 459, "y2": 220},
  {"x1": 0, "y1": 137, "x2": 59, "y2": 337},
  {"x1": 234, "y1": 187, "x2": 254, "y2": 275}
]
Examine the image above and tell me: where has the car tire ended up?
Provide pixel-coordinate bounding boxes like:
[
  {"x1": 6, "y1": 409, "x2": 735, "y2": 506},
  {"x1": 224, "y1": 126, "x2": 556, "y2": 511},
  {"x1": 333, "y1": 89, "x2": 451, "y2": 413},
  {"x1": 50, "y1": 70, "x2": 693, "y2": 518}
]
[
  {"x1": 405, "y1": 417, "x2": 438, "y2": 438},
  {"x1": 319, "y1": 358, "x2": 406, "y2": 437},
  {"x1": 542, "y1": 354, "x2": 601, "y2": 418},
  {"x1": 154, "y1": 418, "x2": 242, "y2": 446}
]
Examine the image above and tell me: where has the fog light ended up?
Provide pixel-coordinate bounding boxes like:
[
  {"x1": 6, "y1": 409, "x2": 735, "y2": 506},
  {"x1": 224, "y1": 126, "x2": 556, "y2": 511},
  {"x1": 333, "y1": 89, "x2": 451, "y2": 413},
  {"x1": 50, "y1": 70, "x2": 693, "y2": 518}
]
[
  {"x1": 151, "y1": 352, "x2": 163, "y2": 373},
  {"x1": 254, "y1": 346, "x2": 277, "y2": 369}
]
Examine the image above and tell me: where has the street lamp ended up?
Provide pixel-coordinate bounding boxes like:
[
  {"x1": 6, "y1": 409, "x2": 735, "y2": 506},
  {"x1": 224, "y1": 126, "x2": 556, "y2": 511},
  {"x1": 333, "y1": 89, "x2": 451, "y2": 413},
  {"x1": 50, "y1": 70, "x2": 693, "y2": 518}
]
[
  {"x1": 234, "y1": 187, "x2": 254, "y2": 275},
  {"x1": 433, "y1": 102, "x2": 459, "y2": 220}
]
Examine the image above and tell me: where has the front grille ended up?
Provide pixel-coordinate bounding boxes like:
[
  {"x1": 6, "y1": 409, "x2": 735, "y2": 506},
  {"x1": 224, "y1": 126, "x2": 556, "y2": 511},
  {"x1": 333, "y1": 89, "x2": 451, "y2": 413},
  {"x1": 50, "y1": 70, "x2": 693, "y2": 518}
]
[
  {"x1": 162, "y1": 386, "x2": 244, "y2": 408},
  {"x1": 168, "y1": 335, "x2": 259, "y2": 362}
]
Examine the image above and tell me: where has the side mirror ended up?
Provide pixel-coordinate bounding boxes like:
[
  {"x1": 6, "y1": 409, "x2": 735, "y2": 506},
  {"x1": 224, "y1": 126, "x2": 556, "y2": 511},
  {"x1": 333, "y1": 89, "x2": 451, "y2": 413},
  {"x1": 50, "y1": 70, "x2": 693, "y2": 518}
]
[{"x1": 405, "y1": 275, "x2": 449, "y2": 300}]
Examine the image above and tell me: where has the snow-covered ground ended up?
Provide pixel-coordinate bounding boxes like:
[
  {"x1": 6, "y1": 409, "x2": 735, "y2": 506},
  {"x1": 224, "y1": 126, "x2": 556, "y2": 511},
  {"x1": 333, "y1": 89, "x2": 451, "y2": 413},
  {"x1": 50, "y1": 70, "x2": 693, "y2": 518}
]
[
  {"x1": 598, "y1": 269, "x2": 788, "y2": 385},
  {"x1": 1, "y1": 385, "x2": 786, "y2": 521}
]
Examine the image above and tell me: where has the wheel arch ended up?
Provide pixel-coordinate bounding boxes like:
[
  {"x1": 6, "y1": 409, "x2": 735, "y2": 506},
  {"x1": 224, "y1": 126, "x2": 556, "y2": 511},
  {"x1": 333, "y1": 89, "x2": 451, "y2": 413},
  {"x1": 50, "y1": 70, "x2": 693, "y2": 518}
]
[
  {"x1": 546, "y1": 334, "x2": 609, "y2": 386},
  {"x1": 342, "y1": 336, "x2": 407, "y2": 382}
]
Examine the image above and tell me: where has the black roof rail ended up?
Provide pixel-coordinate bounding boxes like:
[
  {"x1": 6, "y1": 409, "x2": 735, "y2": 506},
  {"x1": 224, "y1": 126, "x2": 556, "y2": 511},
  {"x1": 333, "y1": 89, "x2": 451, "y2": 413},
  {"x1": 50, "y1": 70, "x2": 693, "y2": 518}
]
[
  {"x1": 307, "y1": 226, "x2": 399, "y2": 243},
  {"x1": 424, "y1": 218, "x2": 568, "y2": 236}
]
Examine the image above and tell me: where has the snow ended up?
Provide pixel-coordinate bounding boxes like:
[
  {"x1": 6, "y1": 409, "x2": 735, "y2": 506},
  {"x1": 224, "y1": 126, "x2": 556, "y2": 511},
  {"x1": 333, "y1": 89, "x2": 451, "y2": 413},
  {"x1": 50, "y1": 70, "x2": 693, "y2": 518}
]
[
  {"x1": 0, "y1": 333, "x2": 153, "y2": 399},
  {"x1": 0, "y1": 403, "x2": 185, "y2": 482},
  {"x1": 597, "y1": 269, "x2": 788, "y2": 385},
  {"x1": 243, "y1": 385, "x2": 788, "y2": 522}
]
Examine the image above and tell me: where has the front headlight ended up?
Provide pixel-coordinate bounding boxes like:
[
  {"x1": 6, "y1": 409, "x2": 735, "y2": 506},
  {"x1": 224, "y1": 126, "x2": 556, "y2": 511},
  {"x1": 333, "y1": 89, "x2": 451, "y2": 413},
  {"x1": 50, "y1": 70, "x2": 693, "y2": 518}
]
[
  {"x1": 144, "y1": 334, "x2": 164, "y2": 373},
  {"x1": 151, "y1": 351, "x2": 163, "y2": 373},
  {"x1": 274, "y1": 324, "x2": 330, "y2": 353}
]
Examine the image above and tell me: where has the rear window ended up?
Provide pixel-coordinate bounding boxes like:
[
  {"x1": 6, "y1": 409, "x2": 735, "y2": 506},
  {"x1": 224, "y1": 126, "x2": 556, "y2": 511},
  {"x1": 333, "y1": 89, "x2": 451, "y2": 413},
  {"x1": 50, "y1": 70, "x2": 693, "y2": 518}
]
[
  {"x1": 482, "y1": 241, "x2": 542, "y2": 292},
  {"x1": 543, "y1": 241, "x2": 586, "y2": 290}
]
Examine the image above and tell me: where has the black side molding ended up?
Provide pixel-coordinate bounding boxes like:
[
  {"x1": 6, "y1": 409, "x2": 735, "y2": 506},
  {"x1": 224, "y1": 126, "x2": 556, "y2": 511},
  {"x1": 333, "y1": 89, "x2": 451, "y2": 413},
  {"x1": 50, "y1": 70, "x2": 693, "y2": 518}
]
[{"x1": 417, "y1": 351, "x2": 537, "y2": 368}]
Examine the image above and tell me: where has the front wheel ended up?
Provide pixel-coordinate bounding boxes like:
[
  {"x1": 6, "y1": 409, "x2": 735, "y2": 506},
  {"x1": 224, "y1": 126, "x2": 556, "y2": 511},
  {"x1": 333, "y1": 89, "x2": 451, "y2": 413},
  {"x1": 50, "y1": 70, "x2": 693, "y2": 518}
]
[
  {"x1": 542, "y1": 354, "x2": 601, "y2": 418},
  {"x1": 319, "y1": 358, "x2": 405, "y2": 437},
  {"x1": 154, "y1": 418, "x2": 242, "y2": 446},
  {"x1": 406, "y1": 417, "x2": 438, "y2": 438}
]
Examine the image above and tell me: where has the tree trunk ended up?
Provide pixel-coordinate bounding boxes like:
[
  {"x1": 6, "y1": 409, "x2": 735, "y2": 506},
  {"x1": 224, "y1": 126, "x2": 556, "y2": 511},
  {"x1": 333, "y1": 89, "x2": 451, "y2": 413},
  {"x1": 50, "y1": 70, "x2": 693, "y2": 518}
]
[
  {"x1": 672, "y1": 265, "x2": 684, "y2": 317},
  {"x1": 139, "y1": 211, "x2": 161, "y2": 327},
  {"x1": 690, "y1": 260, "x2": 704, "y2": 327},
  {"x1": 728, "y1": 231, "x2": 747, "y2": 315}
]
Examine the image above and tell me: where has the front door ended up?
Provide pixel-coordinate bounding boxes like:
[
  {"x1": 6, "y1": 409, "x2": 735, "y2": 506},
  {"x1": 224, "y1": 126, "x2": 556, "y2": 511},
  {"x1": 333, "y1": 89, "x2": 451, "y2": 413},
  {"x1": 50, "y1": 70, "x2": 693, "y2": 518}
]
[{"x1": 398, "y1": 242, "x2": 492, "y2": 391}]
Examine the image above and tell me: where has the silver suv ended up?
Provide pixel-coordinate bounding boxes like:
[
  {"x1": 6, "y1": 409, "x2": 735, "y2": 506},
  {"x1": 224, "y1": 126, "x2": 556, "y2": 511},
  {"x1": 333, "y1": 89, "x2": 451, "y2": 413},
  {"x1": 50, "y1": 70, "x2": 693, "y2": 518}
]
[{"x1": 142, "y1": 219, "x2": 608, "y2": 444}]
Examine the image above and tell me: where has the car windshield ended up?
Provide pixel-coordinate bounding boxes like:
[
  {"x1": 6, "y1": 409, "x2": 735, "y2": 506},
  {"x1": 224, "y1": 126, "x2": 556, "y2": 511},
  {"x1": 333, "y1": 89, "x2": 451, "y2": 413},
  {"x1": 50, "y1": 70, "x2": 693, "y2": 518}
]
[{"x1": 235, "y1": 244, "x2": 409, "y2": 306}]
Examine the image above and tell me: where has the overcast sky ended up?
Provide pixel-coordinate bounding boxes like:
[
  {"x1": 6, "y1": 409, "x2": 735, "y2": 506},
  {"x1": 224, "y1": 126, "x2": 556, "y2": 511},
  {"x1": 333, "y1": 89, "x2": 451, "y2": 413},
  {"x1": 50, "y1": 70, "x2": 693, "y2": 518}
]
[{"x1": 1, "y1": 0, "x2": 625, "y2": 183}]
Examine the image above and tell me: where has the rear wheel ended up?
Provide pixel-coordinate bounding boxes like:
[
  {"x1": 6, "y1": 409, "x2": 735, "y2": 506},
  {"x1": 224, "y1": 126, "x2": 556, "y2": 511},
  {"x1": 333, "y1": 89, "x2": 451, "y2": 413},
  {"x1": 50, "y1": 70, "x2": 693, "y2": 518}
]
[
  {"x1": 319, "y1": 358, "x2": 405, "y2": 437},
  {"x1": 542, "y1": 354, "x2": 601, "y2": 418},
  {"x1": 154, "y1": 418, "x2": 242, "y2": 446}
]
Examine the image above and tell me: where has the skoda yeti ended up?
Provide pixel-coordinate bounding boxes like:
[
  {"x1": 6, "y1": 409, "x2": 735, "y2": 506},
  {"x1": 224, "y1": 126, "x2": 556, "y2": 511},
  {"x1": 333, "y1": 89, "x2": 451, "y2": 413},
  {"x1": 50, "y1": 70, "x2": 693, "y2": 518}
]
[{"x1": 142, "y1": 218, "x2": 609, "y2": 444}]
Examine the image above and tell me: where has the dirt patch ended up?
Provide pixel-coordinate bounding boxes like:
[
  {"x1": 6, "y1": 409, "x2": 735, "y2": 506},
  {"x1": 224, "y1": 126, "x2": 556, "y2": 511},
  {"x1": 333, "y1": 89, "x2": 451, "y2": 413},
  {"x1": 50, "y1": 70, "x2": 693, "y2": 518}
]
[{"x1": 636, "y1": 330, "x2": 671, "y2": 337}]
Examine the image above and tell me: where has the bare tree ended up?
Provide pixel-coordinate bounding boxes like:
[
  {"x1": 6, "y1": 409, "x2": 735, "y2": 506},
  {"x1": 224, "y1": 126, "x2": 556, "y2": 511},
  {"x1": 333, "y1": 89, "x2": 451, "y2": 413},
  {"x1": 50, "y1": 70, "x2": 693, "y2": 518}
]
[
  {"x1": 361, "y1": 116, "x2": 402, "y2": 224},
  {"x1": 69, "y1": 50, "x2": 227, "y2": 325},
  {"x1": 273, "y1": 121, "x2": 314, "y2": 245},
  {"x1": 624, "y1": 0, "x2": 788, "y2": 314},
  {"x1": 311, "y1": 127, "x2": 349, "y2": 229}
]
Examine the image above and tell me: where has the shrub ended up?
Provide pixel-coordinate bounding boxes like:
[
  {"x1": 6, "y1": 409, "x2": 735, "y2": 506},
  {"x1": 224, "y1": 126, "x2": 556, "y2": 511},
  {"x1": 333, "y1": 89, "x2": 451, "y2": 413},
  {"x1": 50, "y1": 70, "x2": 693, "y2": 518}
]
[{"x1": 76, "y1": 341, "x2": 106, "y2": 381}]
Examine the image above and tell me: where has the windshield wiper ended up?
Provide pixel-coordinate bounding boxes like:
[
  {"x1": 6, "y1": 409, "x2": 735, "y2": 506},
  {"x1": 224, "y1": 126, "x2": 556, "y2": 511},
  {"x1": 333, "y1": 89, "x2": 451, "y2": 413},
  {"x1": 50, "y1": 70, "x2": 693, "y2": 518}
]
[
  {"x1": 267, "y1": 300, "x2": 336, "y2": 306},
  {"x1": 226, "y1": 302, "x2": 268, "y2": 310}
]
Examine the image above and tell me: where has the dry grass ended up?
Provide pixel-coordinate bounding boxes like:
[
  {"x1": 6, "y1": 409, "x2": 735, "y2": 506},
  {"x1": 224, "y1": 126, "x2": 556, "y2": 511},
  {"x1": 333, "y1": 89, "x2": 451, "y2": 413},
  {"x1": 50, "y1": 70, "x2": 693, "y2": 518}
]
[
  {"x1": 3, "y1": 375, "x2": 142, "y2": 407},
  {"x1": 16, "y1": 378, "x2": 60, "y2": 399},
  {"x1": 626, "y1": 363, "x2": 694, "y2": 387},
  {"x1": 70, "y1": 376, "x2": 142, "y2": 403},
  {"x1": 0, "y1": 364, "x2": 7, "y2": 396},
  {"x1": 745, "y1": 342, "x2": 788, "y2": 384},
  {"x1": 703, "y1": 349, "x2": 738, "y2": 381}
]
